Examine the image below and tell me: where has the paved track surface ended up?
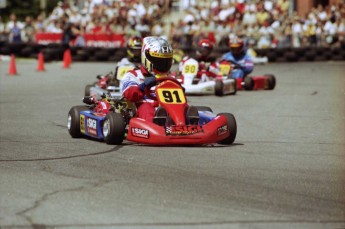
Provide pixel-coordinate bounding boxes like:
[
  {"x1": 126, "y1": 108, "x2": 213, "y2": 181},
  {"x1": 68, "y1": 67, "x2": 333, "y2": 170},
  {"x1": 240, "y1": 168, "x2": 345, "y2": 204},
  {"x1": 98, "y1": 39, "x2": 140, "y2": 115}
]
[{"x1": 0, "y1": 60, "x2": 344, "y2": 229}]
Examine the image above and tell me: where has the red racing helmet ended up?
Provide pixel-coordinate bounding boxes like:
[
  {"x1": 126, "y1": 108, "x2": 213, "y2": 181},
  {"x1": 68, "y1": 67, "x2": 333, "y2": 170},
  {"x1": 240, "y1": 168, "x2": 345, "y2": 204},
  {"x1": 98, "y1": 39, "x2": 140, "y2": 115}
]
[{"x1": 197, "y1": 39, "x2": 214, "y2": 57}]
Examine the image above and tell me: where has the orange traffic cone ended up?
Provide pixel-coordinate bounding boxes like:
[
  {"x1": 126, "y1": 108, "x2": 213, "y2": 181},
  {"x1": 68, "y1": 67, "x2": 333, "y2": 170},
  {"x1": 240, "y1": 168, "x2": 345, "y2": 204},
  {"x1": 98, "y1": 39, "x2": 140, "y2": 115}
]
[
  {"x1": 63, "y1": 49, "x2": 72, "y2": 69},
  {"x1": 8, "y1": 54, "x2": 18, "y2": 76},
  {"x1": 36, "y1": 52, "x2": 45, "y2": 72}
]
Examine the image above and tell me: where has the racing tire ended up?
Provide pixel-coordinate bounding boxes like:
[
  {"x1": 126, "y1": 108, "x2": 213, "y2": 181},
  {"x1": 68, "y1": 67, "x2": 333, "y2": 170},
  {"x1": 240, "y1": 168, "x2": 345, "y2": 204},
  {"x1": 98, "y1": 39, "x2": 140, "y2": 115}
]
[
  {"x1": 103, "y1": 112, "x2": 126, "y2": 145},
  {"x1": 265, "y1": 74, "x2": 276, "y2": 90},
  {"x1": 67, "y1": 106, "x2": 89, "y2": 138},
  {"x1": 85, "y1": 84, "x2": 93, "y2": 96},
  {"x1": 215, "y1": 80, "x2": 224, "y2": 96},
  {"x1": 217, "y1": 113, "x2": 237, "y2": 145},
  {"x1": 243, "y1": 77, "x2": 254, "y2": 90},
  {"x1": 195, "y1": 106, "x2": 213, "y2": 112},
  {"x1": 229, "y1": 78, "x2": 237, "y2": 95}
]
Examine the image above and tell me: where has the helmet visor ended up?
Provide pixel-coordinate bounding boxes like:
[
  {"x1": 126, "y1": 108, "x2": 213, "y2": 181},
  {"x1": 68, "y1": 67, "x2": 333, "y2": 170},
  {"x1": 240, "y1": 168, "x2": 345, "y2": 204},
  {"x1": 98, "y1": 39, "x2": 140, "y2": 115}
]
[
  {"x1": 130, "y1": 48, "x2": 141, "y2": 58},
  {"x1": 200, "y1": 47, "x2": 212, "y2": 57},
  {"x1": 146, "y1": 50, "x2": 173, "y2": 73},
  {"x1": 230, "y1": 45, "x2": 242, "y2": 56}
]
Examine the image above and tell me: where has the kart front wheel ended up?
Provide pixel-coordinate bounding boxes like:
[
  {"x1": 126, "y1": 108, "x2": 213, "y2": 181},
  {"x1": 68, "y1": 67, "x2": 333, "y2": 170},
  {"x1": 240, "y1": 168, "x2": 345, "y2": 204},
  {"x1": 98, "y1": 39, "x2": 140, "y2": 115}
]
[
  {"x1": 215, "y1": 80, "x2": 224, "y2": 96},
  {"x1": 243, "y1": 77, "x2": 254, "y2": 90},
  {"x1": 265, "y1": 74, "x2": 276, "y2": 90},
  {"x1": 67, "y1": 106, "x2": 89, "y2": 138},
  {"x1": 217, "y1": 113, "x2": 237, "y2": 145},
  {"x1": 84, "y1": 84, "x2": 93, "y2": 96},
  {"x1": 103, "y1": 112, "x2": 126, "y2": 145},
  {"x1": 195, "y1": 106, "x2": 213, "y2": 112}
]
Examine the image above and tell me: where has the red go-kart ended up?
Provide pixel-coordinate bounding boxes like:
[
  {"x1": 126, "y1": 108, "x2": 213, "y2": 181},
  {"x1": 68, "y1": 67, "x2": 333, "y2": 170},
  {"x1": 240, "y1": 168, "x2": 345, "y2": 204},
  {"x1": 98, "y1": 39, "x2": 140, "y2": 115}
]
[
  {"x1": 68, "y1": 77, "x2": 237, "y2": 145},
  {"x1": 127, "y1": 77, "x2": 237, "y2": 145},
  {"x1": 218, "y1": 60, "x2": 276, "y2": 91}
]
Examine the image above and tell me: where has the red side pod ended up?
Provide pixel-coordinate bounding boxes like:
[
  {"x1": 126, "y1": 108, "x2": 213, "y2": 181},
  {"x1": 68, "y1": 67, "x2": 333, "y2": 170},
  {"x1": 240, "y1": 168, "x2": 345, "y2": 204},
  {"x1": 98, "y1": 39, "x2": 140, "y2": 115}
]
[
  {"x1": 236, "y1": 78, "x2": 243, "y2": 90},
  {"x1": 252, "y1": 75, "x2": 268, "y2": 90}
]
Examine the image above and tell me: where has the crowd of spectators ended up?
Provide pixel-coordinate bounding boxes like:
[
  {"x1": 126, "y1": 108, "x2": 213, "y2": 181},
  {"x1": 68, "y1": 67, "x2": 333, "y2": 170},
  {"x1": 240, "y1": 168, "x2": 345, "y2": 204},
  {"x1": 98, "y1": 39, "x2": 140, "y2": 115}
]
[{"x1": 0, "y1": 0, "x2": 344, "y2": 50}]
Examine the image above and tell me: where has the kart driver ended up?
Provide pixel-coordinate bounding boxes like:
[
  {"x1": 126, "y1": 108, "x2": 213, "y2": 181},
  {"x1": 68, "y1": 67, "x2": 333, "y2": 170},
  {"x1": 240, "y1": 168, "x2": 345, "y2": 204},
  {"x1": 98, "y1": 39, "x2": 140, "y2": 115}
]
[
  {"x1": 117, "y1": 36, "x2": 142, "y2": 68},
  {"x1": 107, "y1": 36, "x2": 143, "y2": 86},
  {"x1": 121, "y1": 36, "x2": 174, "y2": 121},
  {"x1": 179, "y1": 38, "x2": 220, "y2": 79},
  {"x1": 221, "y1": 36, "x2": 254, "y2": 79}
]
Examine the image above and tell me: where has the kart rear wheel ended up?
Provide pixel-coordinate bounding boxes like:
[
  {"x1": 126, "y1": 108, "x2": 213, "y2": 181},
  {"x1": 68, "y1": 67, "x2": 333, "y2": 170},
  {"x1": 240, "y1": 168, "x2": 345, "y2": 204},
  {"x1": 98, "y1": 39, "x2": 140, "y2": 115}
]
[
  {"x1": 67, "y1": 106, "x2": 89, "y2": 138},
  {"x1": 195, "y1": 106, "x2": 213, "y2": 112},
  {"x1": 217, "y1": 113, "x2": 237, "y2": 145},
  {"x1": 85, "y1": 84, "x2": 93, "y2": 96},
  {"x1": 265, "y1": 74, "x2": 276, "y2": 90},
  {"x1": 215, "y1": 80, "x2": 224, "y2": 96},
  {"x1": 103, "y1": 112, "x2": 126, "y2": 145},
  {"x1": 229, "y1": 79, "x2": 237, "y2": 95},
  {"x1": 243, "y1": 77, "x2": 254, "y2": 90}
]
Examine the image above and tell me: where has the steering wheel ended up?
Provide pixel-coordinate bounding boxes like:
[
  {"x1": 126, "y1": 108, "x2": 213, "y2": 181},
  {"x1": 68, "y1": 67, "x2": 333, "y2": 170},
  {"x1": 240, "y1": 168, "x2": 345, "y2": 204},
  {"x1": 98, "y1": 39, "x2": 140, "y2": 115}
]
[{"x1": 144, "y1": 76, "x2": 182, "y2": 101}]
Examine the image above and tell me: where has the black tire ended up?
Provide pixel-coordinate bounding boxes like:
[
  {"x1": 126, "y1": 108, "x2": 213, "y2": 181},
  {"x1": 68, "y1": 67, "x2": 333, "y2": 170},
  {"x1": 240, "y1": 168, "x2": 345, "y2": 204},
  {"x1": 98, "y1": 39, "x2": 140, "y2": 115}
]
[
  {"x1": 265, "y1": 74, "x2": 276, "y2": 90},
  {"x1": 229, "y1": 78, "x2": 237, "y2": 95},
  {"x1": 67, "y1": 106, "x2": 89, "y2": 138},
  {"x1": 243, "y1": 77, "x2": 254, "y2": 90},
  {"x1": 195, "y1": 106, "x2": 213, "y2": 112},
  {"x1": 217, "y1": 113, "x2": 237, "y2": 145},
  {"x1": 215, "y1": 80, "x2": 224, "y2": 96},
  {"x1": 103, "y1": 112, "x2": 126, "y2": 145},
  {"x1": 85, "y1": 84, "x2": 93, "y2": 96}
]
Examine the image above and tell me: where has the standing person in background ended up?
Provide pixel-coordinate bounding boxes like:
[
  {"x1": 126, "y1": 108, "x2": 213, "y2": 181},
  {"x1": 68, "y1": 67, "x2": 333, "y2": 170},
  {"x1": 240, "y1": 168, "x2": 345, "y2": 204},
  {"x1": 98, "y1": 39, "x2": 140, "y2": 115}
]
[
  {"x1": 6, "y1": 13, "x2": 24, "y2": 43},
  {"x1": 61, "y1": 15, "x2": 78, "y2": 48},
  {"x1": 22, "y1": 16, "x2": 36, "y2": 43},
  {"x1": 0, "y1": 16, "x2": 7, "y2": 42}
]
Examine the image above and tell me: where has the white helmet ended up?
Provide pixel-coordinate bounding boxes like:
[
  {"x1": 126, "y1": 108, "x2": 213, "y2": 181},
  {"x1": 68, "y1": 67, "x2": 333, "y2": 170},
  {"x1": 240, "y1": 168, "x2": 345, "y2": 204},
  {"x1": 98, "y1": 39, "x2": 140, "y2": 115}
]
[{"x1": 141, "y1": 36, "x2": 173, "y2": 74}]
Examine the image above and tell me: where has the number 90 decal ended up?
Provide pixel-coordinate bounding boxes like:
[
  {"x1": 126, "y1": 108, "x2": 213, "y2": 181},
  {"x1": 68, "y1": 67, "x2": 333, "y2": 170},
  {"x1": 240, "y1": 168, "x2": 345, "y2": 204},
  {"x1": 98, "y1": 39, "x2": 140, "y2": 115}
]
[
  {"x1": 157, "y1": 88, "x2": 185, "y2": 104},
  {"x1": 183, "y1": 64, "x2": 197, "y2": 74}
]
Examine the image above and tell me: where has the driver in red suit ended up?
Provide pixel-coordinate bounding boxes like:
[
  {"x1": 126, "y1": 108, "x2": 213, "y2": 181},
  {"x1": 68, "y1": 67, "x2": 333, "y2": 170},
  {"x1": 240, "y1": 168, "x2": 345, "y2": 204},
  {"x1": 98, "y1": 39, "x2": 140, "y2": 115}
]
[
  {"x1": 121, "y1": 36, "x2": 174, "y2": 121},
  {"x1": 179, "y1": 39, "x2": 220, "y2": 79}
]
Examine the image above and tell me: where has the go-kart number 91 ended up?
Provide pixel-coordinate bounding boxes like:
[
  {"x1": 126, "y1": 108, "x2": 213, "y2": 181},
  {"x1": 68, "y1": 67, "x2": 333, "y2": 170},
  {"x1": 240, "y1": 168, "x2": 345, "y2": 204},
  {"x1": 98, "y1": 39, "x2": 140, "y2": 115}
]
[
  {"x1": 183, "y1": 64, "x2": 197, "y2": 74},
  {"x1": 157, "y1": 89, "x2": 185, "y2": 104}
]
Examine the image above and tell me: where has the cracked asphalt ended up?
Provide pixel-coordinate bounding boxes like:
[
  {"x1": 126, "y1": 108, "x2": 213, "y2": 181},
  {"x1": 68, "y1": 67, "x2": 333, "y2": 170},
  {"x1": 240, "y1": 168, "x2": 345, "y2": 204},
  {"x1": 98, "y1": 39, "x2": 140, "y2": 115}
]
[{"x1": 0, "y1": 59, "x2": 344, "y2": 229}]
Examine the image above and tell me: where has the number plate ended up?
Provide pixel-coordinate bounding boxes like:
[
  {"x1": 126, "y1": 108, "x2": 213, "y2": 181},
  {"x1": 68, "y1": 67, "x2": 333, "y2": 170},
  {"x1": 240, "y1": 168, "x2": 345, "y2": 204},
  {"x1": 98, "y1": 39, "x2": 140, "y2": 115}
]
[
  {"x1": 219, "y1": 64, "x2": 231, "y2": 75},
  {"x1": 157, "y1": 88, "x2": 185, "y2": 104},
  {"x1": 182, "y1": 64, "x2": 198, "y2": 74},
  {"x1": 117, "y1": 65, "x2": 134, "y2": 80}
]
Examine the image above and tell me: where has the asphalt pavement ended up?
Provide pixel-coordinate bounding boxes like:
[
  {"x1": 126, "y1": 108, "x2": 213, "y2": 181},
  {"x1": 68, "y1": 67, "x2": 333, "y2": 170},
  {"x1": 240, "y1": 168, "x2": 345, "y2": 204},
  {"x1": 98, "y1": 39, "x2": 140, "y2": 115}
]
[{"x1": 0, "y1": 59, "x2": 344, "y2": 229}]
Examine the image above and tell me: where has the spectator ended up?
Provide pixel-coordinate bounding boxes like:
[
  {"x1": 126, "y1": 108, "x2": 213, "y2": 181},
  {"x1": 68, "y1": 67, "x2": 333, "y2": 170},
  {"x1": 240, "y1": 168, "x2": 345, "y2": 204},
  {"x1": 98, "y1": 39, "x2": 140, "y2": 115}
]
[
  {"x1": 0, "y1": 16, "x2": 7, "y2": 42},
  {"x1": 6, "y1": 14, "x2": 24, "y2": 43},
  {"x1": 61, "y1": 15, "x2": 78, "y2": 47},
  {"x1": 22, "y1": 16, "x2": 36, "y2": 43}
]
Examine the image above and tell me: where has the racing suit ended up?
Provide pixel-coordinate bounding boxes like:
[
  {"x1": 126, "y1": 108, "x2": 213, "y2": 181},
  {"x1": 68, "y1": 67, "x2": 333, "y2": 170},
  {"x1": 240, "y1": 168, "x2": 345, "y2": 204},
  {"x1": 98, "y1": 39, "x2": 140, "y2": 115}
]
[
  {"x1": 121, "y1": 65, "x2": 157, "y2": 121},
  {"x1": 109, "y1": 57, "x2": 140, "y2": 87},
  {"x1": 221, "y1": 51, "x2": 254, "y2": 79}
]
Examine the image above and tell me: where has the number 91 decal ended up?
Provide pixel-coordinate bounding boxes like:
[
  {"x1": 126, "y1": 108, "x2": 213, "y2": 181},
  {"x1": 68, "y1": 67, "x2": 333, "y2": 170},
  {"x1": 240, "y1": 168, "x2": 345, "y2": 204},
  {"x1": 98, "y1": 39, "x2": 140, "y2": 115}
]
[{"x1": 157, "y1": 88, "x2": 185, "y2": 104}]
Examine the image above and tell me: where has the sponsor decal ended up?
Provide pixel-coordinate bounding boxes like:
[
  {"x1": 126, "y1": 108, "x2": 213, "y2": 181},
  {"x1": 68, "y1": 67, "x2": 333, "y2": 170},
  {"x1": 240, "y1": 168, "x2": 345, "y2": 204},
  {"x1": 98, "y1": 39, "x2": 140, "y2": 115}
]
[
  {"x1": 80, "y1": 114, "x2": 85, "y2": 133},
  {"x1": 165, "y1": 125, "x2": 203, "y2": 136},
  {"x1": 217, "y1": 125, "x2": 228, "y2": 136},
  {"x1": 86, "y1": 117, "x2": 97, "y2": 136},
  {"x1": 131, "y1": 127, "x2": 149, "y2": 139}
]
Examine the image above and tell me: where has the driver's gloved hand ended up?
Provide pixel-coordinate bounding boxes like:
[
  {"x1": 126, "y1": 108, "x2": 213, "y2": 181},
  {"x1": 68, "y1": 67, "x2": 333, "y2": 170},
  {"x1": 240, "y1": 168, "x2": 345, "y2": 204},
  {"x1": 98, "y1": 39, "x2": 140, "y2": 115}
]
[{"x1": 139, "y1": 76, "x2": 156, "y2": 92}]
